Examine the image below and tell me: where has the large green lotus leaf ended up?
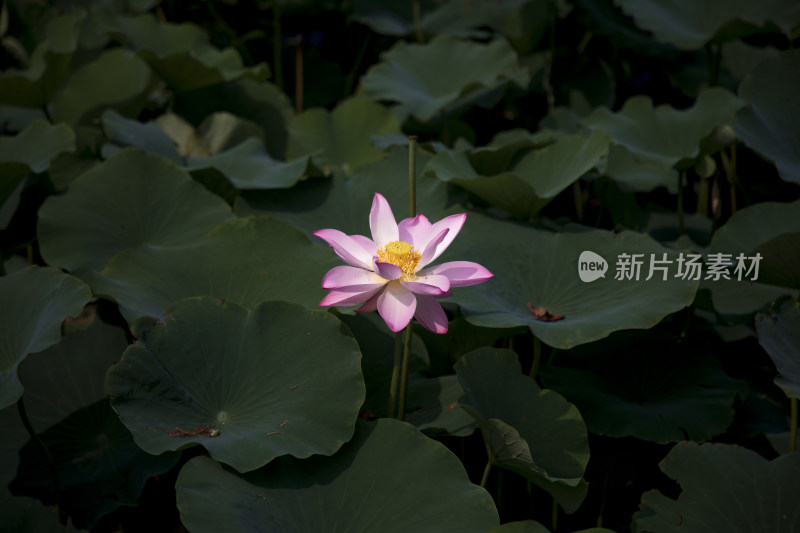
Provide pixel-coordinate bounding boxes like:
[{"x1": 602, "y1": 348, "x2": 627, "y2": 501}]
[
  {"x1": 0, "y1": 266, "x2": 91, "y2": 410},
  {"x1": 423, "y1": 148, "x2": 479, "y2": 181},
  {"x1": 586, "y1": 88, "x2": 742, "y2": 168},
  {"x1": 0, "y1": 14, "x2": 81, "y2": 107},
  {"x1": 360, "y1": 35, "x2": 528, "y2": 122},
  {"x1": 540, "y1": 330, "x2": 744, "y2": 442},
  {"x1": 337, "y1": 311, "x2": 474, "y2": 436},
  {"x1": 446, "y1": 211, "x2": 698, "y2": 349},
  {"x1": 453, "y1": 172, "x2": 549, "y2": 220},
  {"x1": 456, "y1": 348, "x2": 590, "y2": 513},
  {"x1": 113, "y1": 14, "x2": 269, "y2": 92},
  {"x1": 235, "y1": 145, "x2": 446, "y2": 239},
  {"x1": 603, "y1": 144, "x2": 678, "y2": 193},
  {"x1": 573, "y1": 0, "x2": 674, "y2": 56},
  {"x1": 490, "y1": 522, "x2": 551, "y2": 533},
  {"x1": 353, "y1": 0, "x2": 546, "y2": 42},
  {"x1": 422, "y1": 0, "x2": 551, "y2": 44},
  {"x1": 186, "y1": 138, "x2": 309, "y2": 190},
  {"x1": 707, "y1": 281, "x2": 798, "y2": 317},
  {"x1": 756, "y1": 298, "x2": 800, "y2": 399},
  {"x1": 173, "y1": 79, "x2": 293, "y2": 160},
  {"x1": 38, "y1": 148, "x2": 234, "y2": 277},
  {"x1": 591, "y1": 178, "x2": 651, "y2": 230},
  {"x1": 93, "y1": 216, "x2": 338, "y2": 324},
  {"x1": 733, "y1": 50, "x2": 800, "y2": 185},
  {"x1": 477, "y1": 143, "x2": 607, "y2": 216},
  {"x1": 0, "y1": 120, "x2": 75, "y2": 174},
  {"x1": 427, "y1": 131, "x2": 608, "y2": 218},
  {"x1": 404, "y1": 374, "x2": 476, "y2": 437},
  {"x1": 415, "y1": 317, "x2": 523, "y2": 375},
  {"x1": 752, "y1": 232, "x2": 800, "y2": 291},
  {"x1": 106, "y1": 297, "x2": 364, "y2": 473},
  {"x1": 46, "y1": 125, "x2": 105, "y2": 191},
  {"x1": 335, "y1": 313, "x2": 428, "y2": 411},
  {"x1": 11, "y1": 399, "x2": 179, "y2": 529},
  {"x1": 709, "y1": 200, "x2": 800, "y2": 255},
  {"x1": 161, "y1": 111, "x2": 266, "y2": 157},
  {"x1": 707, "y1": 199, "x2": 800, "y2": 315},
  {"x1": 509, "y1": 129, "x2": 610, "y2": 199},
  {"x1": 100, "y1": 110, "x2": 304, "y2": 190},
  {"x1": 287, "y1": 96, "x2": 401, "y2": 175},
  {"x1": 0, "y1": 316, "x2": 133, "y2": 531},
  {"x1": 51, "y1": 48, "x2": 151, "y2": 126},
  {"x1": 0, "y1": 120, "x2": 75, "y2": 207},
  {"x1": 615, "y1": 0, "x2": 800, "y2": 50},
  {"x1": 467, "y1": 128, "x2": 560, "y2": 176},
  {"x1": 633, "y1": 442, "x2": 800, "y2": 532},
  {"x1": 721, "y1": 41, "x2": 781, "y2": 81},
  {"x1": 175, "y1": 420, "x2": 499, "y2": 532},
  {"x1": 351, "y1": 0, "x2": 438, "y2": 36},
  {"x1": 490, "y1": 522, "x2": 616, "y2": 533},
  {"x1": 0, "y1": 106, "x2": 48, "y2": 132},
  {"x1": 100, "y1": 109, "x2": 181, "y2": 163}
]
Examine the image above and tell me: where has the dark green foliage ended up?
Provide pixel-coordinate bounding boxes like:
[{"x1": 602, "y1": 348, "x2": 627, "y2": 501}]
[{"x1": 1, "y1": 1, "x2": 798, "y2": 531}]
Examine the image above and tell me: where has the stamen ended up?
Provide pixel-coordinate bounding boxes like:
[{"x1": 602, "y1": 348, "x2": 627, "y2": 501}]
[{"x1": 376, "y1": 240, "x2": 421, "y2": 276}]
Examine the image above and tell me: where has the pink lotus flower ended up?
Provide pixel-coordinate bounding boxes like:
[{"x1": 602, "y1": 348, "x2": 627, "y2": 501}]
[{"x1": 314, "y1": 193, "x2": 493, "y2": 334}]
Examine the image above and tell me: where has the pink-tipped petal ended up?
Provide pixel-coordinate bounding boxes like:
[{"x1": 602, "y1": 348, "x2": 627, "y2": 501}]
[
  {"x1": 398, "y1": 214, "x2": 432, "y2": 248},
  {"x1": 416, "y1": 228, "x2": 450, "y2": 270},
  {"x1": 373, "y1": 260, "x2": 403, "y2": 281},
  {"x1": 321, "y1": 266, "x2": 386, "y2": 290},
  {"x1": 401, "y1": 274, "x2": 450, "y2": 296},
  {"x1": 356, "y1": 288, "x2": 382, "y2": 313},
  {"x1": 314, "y1": 229, "x2": 373, "y2": 269},
  {"x1": 419, "y1": 261, "x2": 493, "y2": 287},
  {"x1": 350, "y1": 234, "x2": 378, "y2": 257},
  {"x1": 420, "y1": 214, "x2": 466, "y2": 264},
  {"x1": 377, "y1": 281, "x2": 417, "y2": 332},
  {"x1": 320, "y1": 285, "x2": 384, "y2": 307},
  {"x1": 369, "y1": 193, "x2": 399, "y2": 248},
  {"x1": 414, "y1": 295, "x2": 449, "y2": 334}
]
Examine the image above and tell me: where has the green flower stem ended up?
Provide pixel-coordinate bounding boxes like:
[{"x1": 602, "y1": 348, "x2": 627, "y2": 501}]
[
  {"x1": 706, "y1": 42, "x2": 722, "y2": 87},
  {"x1": 552, "y1": 498, "x2": 559, "y2": 531},
  {"x1": 17, "y1": 396, "x2": 65, "y2": 524},
  {"x1": 393, "y1": 135, "x2": 419, "y2": 421},
  {"x1": 480, "y1": 459, "x2": 492, "y2": 488},
  {"x1": 272, "y1": 0, "x2": 283, "y2": 90},
  {"x1": 529, "y1": 336, "x2": 542, "y2": 379},
  {"x1": 397, "y1": 325, "x2": 414, "y2": 421},
  {"x1": 791, "y1": 397, "x2": 797, "y2": 453},
  {"x1": 720, "y1": 147, "x2": 748, "y2": 214},
  {"x1": 573, "y1": 181, "x2": 583, "y2": 222},
  {"x1": 496, "y1": 468, "x2": 504, "y2": 515},
  {"x1": 543, "y1": 15, "x2": 556, "y2": 111},
  {"x1": 387, "y1": 331, "x2": 403, "y2": 418},
  {"x1": 41, "y1": 105, "x2": 54, "y2": 124},
  {"x1": 412, "y1": 0, "x2": 424, "y2": 44},
  {"x1": 697, "y1": 176, "x2": 709, "y2": 216},
  {"x1": 409, "y1": 136, "x2": 417, "y2": 217},
  {"x1": 344, "y1": 33, "x2": 371, "y2": 97},
  {"x1": 294, "y1": 34, "x2": 304, "y2": 113},
  {"x1": 677, "y1": 171, "x2": 685, "y2": 235}
]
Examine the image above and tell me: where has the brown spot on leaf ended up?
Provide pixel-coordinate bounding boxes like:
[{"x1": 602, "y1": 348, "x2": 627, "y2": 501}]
[
  {"x1": 527, "y1": 302, "x2": 565, "y2": 322},
  {"x1": 358, "y1": 409, "x2": 378, "y2": 421},
  {"x1": 165, "y1": 424, "x2": 217, "y2": 438}
]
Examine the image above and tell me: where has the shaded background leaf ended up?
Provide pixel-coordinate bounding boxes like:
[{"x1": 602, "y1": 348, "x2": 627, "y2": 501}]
[{"x1": 175, "y1": 420, "x2": 499, "y2": 532}]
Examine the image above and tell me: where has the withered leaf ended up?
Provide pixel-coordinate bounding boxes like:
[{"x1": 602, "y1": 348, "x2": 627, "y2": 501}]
[{"x1": 527, "y1": 302, "x2": 565, "y2": 322}]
